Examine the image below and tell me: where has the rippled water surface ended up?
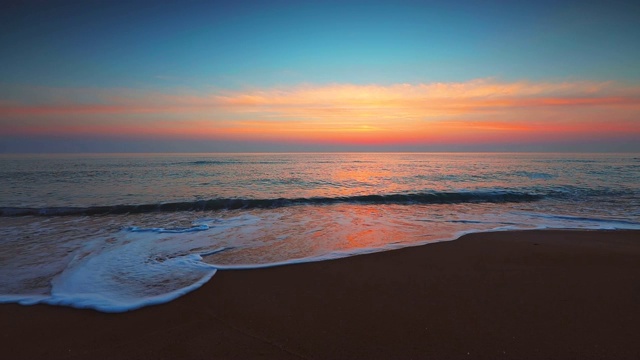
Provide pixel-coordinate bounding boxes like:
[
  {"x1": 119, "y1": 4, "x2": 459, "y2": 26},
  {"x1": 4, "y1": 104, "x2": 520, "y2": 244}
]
[
  {"x1": 2, "y1": 153, "x2": 638, "y2": 208},
  {"x1": 1, "y1": 153, "x2": 638, "y2": 312}
]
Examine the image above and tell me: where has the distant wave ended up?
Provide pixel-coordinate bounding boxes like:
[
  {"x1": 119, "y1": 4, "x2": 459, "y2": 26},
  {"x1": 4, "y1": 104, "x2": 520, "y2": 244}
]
[
  {"x1": 185, "y1": 160, "x2": 289, "y2": 165},
  {"x1": 188, "y1": 160, "x2": 240, "y2": 165},
  {"x1": 512, "y1": 171, "x2": 556, "y2": 180},
  {"x1": 0, "y1": 191, "x2": 542, "y2": 216}
]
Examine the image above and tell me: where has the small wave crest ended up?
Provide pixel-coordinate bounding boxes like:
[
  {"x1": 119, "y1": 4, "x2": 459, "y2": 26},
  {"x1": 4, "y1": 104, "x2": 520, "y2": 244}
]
[
  {"x1": 184, "y1": 160, "x2": 289, "y2": 165},
  {"x1": 127, "y1": 224, "x2": 210, "y2": 233},
  {"x1": 0, "y1": 191, "x2": 543, "y2": 216},
  {"x1": 187, "y1": 160, "x2": 241, "y2": 165},
  {"x1": 513, "y1": 171, "x2": 555, "y2": 180}
]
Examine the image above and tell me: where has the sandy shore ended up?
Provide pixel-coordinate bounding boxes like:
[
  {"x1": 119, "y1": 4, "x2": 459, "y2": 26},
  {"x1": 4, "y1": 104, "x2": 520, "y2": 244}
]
[{"x1": 2, "y1": 230, "x2": 640, "y2": 359}]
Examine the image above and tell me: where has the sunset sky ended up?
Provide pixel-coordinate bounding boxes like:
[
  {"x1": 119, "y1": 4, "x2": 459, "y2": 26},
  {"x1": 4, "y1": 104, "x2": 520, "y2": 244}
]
[{"x1": 1, "y1": 0, "x2": 639, "y2": 152}]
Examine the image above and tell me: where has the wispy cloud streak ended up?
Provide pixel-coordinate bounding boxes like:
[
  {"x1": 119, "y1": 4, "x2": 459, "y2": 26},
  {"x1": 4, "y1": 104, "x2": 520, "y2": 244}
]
[{"x1": 1, "y1": 79, "x2": 638, "y2": 145}]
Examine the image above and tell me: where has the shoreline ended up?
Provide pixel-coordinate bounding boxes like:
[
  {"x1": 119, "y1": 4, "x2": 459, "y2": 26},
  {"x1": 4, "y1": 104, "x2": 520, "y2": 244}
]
[{"x1": 2, "y1": 229, "x2": 640, "y2": 359}]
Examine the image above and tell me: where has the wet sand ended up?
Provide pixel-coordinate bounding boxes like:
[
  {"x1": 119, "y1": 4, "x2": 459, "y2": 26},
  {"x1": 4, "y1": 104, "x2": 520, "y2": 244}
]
[{"x1": 2, "y1": 230, "x2": 640, "y2": 359}]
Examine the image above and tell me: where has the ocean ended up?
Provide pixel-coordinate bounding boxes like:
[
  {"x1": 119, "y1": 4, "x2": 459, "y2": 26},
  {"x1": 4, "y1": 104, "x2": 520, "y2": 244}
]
[{"x1": 1, "y1": 152, "x2": 639, "y2": 312}]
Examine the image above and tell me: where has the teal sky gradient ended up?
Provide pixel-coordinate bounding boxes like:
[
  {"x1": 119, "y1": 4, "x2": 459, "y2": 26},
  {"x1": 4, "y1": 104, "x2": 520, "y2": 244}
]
[{"x1": 3, "y1": 0, "x2": 639, "y2": 89}]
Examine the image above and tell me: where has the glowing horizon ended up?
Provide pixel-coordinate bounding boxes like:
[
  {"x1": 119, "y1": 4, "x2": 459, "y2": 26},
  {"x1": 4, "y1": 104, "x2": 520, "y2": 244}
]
[{"x1": 2, "y1": 79, "x2": 638, "y2": 148}]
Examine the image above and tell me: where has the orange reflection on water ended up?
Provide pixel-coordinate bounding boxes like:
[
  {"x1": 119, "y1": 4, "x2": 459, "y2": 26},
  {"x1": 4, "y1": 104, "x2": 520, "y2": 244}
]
[
  {"x1": 341, "y1": 205, "x2": 412, "y2": 250},
  {"x1": 329, "y1": 160, "x2": 397, "y2": 196}
]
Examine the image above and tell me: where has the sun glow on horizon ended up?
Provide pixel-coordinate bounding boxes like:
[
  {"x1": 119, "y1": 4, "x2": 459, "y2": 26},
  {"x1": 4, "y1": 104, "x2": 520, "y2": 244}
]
[{"x1": 1, "y1": 79, "x2": 639, "y2": 148}]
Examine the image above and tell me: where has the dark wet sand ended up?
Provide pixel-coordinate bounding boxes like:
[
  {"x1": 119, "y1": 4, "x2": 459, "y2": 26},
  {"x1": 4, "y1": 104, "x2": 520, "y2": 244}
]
[{"x1": 2, "y1": 230, "x2": 640, "y2": 359}]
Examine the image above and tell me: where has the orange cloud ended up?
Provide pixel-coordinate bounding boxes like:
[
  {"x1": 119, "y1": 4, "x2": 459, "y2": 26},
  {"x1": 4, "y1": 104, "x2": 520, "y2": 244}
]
[{"x1": 1, "y1": 79, "x2": 639, "y2": 145}]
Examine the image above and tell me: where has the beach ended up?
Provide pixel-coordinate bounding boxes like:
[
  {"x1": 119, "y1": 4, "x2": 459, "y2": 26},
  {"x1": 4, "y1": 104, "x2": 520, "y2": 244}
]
[
  {"x1": 3, "y1": 0, "x2": 640, "y2": 358},
  {"x1": 2, "y1": 229, "x2": 639, "y2": 359}
]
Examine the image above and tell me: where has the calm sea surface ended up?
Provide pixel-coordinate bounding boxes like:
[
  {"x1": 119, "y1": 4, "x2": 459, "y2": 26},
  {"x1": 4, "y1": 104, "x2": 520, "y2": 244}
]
[{"x1": 1, "y1": 153, "x2": 639, "y2": 311}]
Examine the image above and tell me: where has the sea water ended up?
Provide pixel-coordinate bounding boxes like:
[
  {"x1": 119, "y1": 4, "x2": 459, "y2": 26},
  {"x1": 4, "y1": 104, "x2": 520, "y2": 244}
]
[{"x1": 0, "y1": 153, "x2": 638, "y2": 312}]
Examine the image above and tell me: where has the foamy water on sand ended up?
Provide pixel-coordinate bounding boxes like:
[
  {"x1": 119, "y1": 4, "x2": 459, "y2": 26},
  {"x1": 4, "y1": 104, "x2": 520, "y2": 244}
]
[{"x1": 1, "y1": 153, "x2": 638, "y2": 312}]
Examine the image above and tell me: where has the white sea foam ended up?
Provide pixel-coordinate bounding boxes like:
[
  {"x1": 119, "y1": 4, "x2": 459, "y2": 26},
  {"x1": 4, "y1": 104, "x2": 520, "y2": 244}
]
[
  {"x1": 1, "y1": 203, "x2": 639, "y2": 313},
  {"x1": 0, "y1": 214, "x2": 259, "y2": 312}
]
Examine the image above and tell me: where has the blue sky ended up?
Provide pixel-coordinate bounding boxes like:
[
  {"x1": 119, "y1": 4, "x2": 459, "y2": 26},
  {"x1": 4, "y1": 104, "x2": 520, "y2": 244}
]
[{"x1": 3, "y1": 0, "x2": 639, "y2": 88}]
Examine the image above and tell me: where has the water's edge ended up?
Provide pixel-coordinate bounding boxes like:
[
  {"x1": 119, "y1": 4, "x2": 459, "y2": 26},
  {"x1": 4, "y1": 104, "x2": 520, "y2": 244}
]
[{"x1": 2, "y1": 225, "x2": 638, "y2": 313}]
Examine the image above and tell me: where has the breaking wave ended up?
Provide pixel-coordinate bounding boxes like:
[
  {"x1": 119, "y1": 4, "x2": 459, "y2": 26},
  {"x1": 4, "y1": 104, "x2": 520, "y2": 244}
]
[{"x1": 0, "y1": 191, "x2": 543, "y2": 216}]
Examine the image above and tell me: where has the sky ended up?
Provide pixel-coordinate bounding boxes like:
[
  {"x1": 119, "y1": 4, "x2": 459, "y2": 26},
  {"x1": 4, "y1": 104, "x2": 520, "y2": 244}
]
[{"x1": 1, "y1": 0, "x2": 639, "y2": 152}]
